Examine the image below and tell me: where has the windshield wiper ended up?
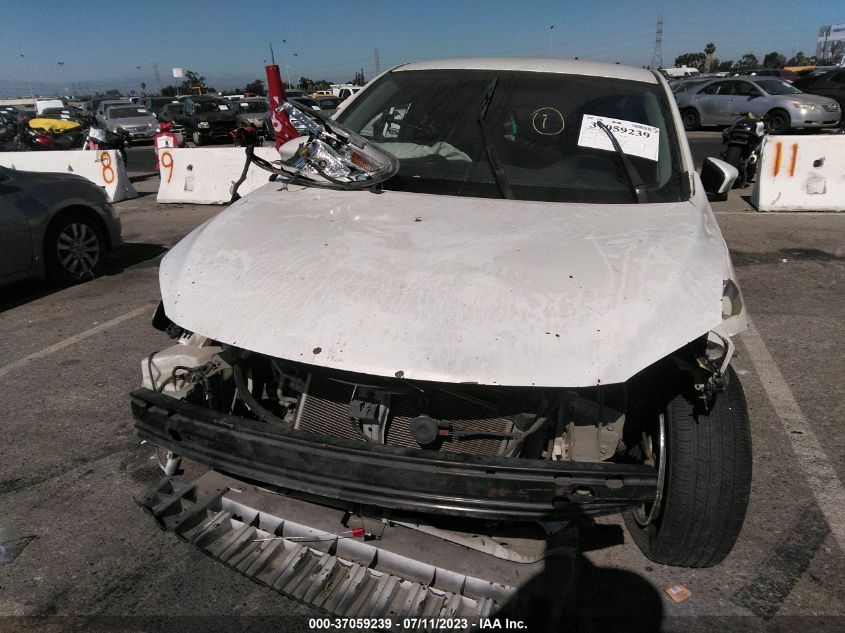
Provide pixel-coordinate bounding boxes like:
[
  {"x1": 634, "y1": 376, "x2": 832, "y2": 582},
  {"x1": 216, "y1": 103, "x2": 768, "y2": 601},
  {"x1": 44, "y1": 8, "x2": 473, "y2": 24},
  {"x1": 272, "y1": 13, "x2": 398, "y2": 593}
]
[
  {"x1": 477, "y1": 78, "x2": 515, "y2": 200},
  {"x1": 596, "y1": 120, "x2": 648, "y2": 203}
]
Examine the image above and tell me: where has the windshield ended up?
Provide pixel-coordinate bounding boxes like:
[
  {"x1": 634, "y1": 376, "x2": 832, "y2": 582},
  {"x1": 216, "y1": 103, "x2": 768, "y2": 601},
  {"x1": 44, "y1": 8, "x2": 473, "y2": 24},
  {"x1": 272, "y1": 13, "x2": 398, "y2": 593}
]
[
  {"x1": 316, "y1": 97, "x2": 343, "y2": 109},
  {"x1": 239, "y1": 101, "x2": 268, "y2": 113},
  {"x1": 108, "y1": 107, "x2": 152, "y2": 118},
  {"x1": 290, "y1": 97, "x2": 318, "y2": 108},
  {"x1": 673, "y1": 79, "x2": 709, "y2": 93},
  {"x1": 194, "y1": 99, "x2": 228, "y2": 113},
  {"x1": 756, "y1": 79, "x2": 801, "y2": 95},
  {"x1": 335, "y1": 69, "x2": 686, "y2": 203}
]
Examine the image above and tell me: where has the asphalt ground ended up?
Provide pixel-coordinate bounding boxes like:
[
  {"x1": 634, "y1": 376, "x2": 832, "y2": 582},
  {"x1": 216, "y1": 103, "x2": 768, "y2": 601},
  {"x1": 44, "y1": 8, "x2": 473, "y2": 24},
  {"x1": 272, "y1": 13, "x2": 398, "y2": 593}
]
[{"x1": 0, "y1": 132, "x2": 843, "y2": 632}]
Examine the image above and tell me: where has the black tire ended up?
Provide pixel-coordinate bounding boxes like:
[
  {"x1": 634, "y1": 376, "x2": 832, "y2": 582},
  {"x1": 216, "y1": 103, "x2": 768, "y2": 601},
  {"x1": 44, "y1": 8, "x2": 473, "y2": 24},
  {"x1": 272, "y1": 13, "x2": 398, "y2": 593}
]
[
  {"x1": 624, "y1": 367, "x2": 752, "y2": 567},
  {"x1": 724, "y1": 145, "x2": 746, "y2": 188},
  {"x1": 44, "y1": 211, "x2": 106, "y2": 285},
  {"x1": 766, "y1": 109, "x2": 791, "y2": 134},
  {"x1": 192, "y1": 130, "x2": 204, "y2": 146},
  {"x1": 682, "y1": 108, "x2": 700, "y2": 131}
]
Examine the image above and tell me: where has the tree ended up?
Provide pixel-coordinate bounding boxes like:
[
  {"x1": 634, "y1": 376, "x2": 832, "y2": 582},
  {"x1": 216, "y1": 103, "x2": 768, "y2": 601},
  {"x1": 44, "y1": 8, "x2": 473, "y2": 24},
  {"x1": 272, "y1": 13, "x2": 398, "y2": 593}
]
[
  {"x1": 674, "y1": 52, "x2": 706, "y2": 70},
  {"x1": 786, "y1": 51, "x2": 812, "y2": 66},
  {"x1": 735, "y1": 53, "x2": 758, "y2": 69},
  {"x1": 179, "y1": 70, "x2": 214, "y2": 94},
  {"x1": 762, "y1": 51, "x2": 786, "y2": 69},
  {"x1": 296, "y1": 76, "x2": 331, "y2": 92},
  {"x1": 244, "y1": 79, "x2": 265, "y2": 96},
  {"x1": 105, "y1": 88, "x2": 120, "y2": 96},
  {"x1": 718, "y1": 60, "x2": 734, "y2": 72},
  {"x1": 704, "y1": 42, "x2": 716, "y2": 73},
  {"x1": 161, "y1": 85, "x2": 178, "y2": 96}
]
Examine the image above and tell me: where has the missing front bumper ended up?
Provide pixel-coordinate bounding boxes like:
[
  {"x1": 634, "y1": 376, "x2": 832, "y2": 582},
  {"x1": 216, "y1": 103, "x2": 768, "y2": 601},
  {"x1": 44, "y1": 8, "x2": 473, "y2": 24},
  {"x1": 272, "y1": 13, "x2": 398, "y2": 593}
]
[{"x1": 131, "y1": 388, "x2": 657, "y2": 520}]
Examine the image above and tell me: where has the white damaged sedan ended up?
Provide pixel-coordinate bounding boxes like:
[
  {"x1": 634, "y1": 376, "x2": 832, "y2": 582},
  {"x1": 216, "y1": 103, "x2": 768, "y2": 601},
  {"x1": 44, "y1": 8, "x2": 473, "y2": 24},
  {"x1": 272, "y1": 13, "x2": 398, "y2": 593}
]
[{"x1": 133, "y1": 58, "x2": 749, "y2": 568}]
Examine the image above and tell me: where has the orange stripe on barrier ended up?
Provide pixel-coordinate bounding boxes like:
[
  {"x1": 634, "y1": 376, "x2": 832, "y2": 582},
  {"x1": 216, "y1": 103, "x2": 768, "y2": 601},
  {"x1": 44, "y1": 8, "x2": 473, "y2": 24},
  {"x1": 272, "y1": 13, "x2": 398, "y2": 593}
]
[
  {"x1": 773, "y1": 141, "x2": 782, "y2": 177},
  {"x1": 789, "y1": 143, "x2": 798, "y2": 177}
]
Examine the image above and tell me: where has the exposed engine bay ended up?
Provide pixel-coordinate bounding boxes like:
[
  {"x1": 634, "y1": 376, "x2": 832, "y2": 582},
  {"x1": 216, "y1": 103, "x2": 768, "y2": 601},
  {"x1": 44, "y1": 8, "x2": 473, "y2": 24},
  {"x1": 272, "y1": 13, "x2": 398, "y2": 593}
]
[
  {"x1": 143, "y1": 336, "x2": 631, "y2": 463},
  {"x1": 141, "y1": 322, "x2": 732, "y2": 466}
]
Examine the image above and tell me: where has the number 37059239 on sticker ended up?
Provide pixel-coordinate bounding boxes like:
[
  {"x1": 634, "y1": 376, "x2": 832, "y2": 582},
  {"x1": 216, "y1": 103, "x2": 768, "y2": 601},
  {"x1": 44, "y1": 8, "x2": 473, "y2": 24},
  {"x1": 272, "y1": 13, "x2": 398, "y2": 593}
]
[{"x1": 577, "y1": 114, "x2": 661, "y2": 162}]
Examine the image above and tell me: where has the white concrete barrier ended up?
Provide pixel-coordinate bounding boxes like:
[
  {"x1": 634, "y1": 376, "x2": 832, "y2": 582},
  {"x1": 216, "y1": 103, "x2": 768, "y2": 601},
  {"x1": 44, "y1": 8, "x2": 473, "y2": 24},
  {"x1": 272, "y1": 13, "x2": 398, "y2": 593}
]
[
  {"x1": 751, "y1": 135, "x2": 845, "y2": 212},
  {"x1": 0, "y1": 150, "x2": 137, "y2": 203},
  {"x1": 156, "y1": 147, "x2": 282, "y2": 204}
]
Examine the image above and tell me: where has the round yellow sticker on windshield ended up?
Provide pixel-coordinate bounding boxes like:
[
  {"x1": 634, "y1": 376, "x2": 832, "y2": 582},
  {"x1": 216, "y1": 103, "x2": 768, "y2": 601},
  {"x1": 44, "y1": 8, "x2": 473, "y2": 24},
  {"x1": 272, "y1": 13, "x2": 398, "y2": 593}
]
[{"x1": 531, "y1": 107, "x2": 565, "y2": 135}]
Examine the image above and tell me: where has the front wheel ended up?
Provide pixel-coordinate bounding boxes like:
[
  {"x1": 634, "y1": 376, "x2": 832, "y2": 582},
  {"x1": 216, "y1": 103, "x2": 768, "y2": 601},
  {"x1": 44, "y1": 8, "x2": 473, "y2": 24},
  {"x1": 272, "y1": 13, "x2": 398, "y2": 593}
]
[
  {"x1": 44, "y1": 211, "x2": 106, "y2": 285},
  {"x1": 624, "y1": 367, "x2": 752, "y2": 567},
  {"x1": 766, "y1": 109, "x2": 791, "y2": 134},
  {"x1": 682, "y1": 108, "x2": 700, "y2": 131}
]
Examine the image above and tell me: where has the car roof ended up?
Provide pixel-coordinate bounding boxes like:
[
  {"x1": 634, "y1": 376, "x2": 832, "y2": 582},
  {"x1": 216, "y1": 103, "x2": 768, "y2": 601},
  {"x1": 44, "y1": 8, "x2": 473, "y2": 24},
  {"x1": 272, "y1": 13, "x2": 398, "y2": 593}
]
[{"x1": 394, "y1": 57, "x2": 659, "y2": 84}]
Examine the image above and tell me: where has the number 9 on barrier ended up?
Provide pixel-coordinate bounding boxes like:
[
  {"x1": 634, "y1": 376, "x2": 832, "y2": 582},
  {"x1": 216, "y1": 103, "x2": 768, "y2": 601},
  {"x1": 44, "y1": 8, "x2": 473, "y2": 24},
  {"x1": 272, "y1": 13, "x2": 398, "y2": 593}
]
[{"x1": 160, "y1": 151, "x2": 174, "y2": 184}]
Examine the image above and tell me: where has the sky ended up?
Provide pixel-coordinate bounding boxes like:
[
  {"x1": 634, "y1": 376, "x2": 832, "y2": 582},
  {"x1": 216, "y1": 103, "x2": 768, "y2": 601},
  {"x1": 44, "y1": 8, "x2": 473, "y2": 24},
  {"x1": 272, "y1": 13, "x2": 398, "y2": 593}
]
[{"x1": 0, "y1": 0, "x2": 841, "y2": 98}]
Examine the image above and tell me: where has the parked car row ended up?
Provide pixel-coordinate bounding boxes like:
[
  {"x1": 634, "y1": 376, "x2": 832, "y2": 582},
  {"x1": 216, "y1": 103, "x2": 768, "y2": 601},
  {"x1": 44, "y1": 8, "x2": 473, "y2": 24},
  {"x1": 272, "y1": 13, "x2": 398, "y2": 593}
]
[{"x1": 674, "y1": 75, "x2": 842, "y2": 132}]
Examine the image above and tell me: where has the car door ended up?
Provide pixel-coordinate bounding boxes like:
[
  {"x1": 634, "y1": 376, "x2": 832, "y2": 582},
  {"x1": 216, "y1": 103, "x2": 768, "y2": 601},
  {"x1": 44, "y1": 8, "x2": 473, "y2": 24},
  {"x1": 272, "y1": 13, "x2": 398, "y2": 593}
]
[
  {"x1": 0, "y1": 168, "x2": 34, "y2": 278},
  {"x1": 724, "y1": 80, "x2": 763, "y2": 122},
  {"x1": 693, "y1": 81, "x2": 733, "y2": 124}
]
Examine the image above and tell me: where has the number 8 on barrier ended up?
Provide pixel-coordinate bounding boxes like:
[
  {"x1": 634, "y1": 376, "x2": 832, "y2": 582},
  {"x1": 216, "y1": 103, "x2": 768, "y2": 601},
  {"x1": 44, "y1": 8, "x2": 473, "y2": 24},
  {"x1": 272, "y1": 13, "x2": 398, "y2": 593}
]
[{"x1": 100, "y1": 151, "x2": 115, "y2": 184}]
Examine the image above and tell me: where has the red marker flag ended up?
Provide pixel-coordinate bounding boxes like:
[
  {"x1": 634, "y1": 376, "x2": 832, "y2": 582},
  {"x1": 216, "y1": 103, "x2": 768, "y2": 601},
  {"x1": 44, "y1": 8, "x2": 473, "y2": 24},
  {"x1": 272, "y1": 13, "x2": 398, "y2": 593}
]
[{"x1": 265, "y1": 64, "x2": 299, "y2": 148}]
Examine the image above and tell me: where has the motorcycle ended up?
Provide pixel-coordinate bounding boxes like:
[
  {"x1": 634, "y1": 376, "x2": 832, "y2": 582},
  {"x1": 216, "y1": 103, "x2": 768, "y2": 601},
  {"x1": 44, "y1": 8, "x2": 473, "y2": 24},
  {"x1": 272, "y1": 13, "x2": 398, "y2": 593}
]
[
  {"x1": 0, "y1": 113, "x2": 18, "y2": 149},
  {"x1": 82, "y1": 125, "x2": 130, "y2": 166},
  {"x1": 720, "y1": 111, "x2": 767, "y2": 188},
  {"x1": 229, "y1": 121, "x2": 262, "y2": 147}
]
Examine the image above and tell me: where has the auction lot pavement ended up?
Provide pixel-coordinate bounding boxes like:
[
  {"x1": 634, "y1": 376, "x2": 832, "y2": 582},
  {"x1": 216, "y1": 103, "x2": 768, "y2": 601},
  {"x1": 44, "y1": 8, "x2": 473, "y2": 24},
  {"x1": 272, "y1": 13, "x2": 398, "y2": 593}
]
[{"x1": 1, "y1": 140, "x2": 843, "y2": 632}]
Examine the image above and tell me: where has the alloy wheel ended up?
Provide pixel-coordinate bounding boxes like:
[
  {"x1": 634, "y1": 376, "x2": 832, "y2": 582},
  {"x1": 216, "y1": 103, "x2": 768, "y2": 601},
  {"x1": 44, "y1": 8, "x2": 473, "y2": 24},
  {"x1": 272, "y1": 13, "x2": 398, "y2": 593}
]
[{"x1": 56, "y1": 222, "x2": 101, "y2": 276}]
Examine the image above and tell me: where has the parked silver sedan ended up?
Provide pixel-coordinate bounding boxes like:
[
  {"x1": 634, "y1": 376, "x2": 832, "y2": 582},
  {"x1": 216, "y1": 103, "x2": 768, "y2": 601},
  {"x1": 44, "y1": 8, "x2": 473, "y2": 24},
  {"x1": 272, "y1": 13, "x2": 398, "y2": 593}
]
[
  {"x1": 0, "y1": 166, "x2": 122, "y2": 285},
  {"x1": 675, "y1": 77, "x2": 841, "y2": 133},
  {"x1": 99, "y1": 105, "x2": 158, "y2": 142}
]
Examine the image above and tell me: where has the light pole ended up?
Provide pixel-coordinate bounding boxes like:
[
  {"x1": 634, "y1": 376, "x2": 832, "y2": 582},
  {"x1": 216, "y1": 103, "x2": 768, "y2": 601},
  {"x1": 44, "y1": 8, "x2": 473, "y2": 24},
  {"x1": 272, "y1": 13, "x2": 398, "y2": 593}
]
[
  {"x1": 549, "y1": 25, "x2": 554, "y2": 58},
  {"x1": 58, "y1": 61, "x2": 66, "y2": 98},
  {"x1": 282, "y1": 39, "x2": 291, "y2": 87},
  {"x1": 20, "y1": 54, "x2": 34, "y2": 101}
]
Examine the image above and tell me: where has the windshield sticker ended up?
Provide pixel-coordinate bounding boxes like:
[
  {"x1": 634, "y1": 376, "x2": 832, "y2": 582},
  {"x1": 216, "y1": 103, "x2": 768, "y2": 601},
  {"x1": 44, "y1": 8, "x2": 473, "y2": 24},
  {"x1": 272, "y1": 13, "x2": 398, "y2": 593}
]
[
  {"x1": 578, "y1": 114, "x2": 660, "y2": 161},
  {"x1": 219, "y1": 105, "x2": 229, "y2": 111},
  {"x1": 531, "y1": 107, "x2": 565, "y2": 135},
  {"x1": 137, "y1": 108, "x2": 147, "y2": 113}
]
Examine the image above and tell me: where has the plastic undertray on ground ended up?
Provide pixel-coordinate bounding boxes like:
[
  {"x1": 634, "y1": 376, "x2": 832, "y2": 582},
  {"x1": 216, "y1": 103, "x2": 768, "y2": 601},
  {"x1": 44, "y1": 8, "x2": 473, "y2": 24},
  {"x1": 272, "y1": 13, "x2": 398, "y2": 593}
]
[{"x1": 136, "y1": 469, "x2": 571, "y2": 623}]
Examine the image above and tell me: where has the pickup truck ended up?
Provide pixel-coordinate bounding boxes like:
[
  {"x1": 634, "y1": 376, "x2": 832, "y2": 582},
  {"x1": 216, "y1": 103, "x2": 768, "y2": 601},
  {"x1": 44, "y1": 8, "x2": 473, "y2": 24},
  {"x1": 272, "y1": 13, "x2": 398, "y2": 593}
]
[{"x1": 161, "y1": 95, "x2": 237, "y2": 146}]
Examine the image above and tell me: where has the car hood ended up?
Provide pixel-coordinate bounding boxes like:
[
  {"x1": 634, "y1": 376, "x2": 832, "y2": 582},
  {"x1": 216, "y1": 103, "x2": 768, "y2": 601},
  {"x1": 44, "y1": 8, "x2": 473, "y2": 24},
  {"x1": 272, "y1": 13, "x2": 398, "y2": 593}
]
[
  {"x1": 160, "y1": 185, "x2": 735, "y2": 387},
  {"x1": 109, "y1": 116, "x2": 156, "y2": 127},
  {"x1": 782, "y1": 92, "x2": 839, "y2": 106}
]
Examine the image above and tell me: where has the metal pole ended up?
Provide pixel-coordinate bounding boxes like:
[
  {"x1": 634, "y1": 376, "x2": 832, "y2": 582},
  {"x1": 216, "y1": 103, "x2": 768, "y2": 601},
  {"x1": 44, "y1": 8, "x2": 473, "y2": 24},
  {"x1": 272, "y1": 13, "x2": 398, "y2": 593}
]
[
  {"x1": 20, "y1": 54, "x2": 34, "y2": 101},
  {"x1": 549, "y1": 26, "x2": 554, "y2": 57}
]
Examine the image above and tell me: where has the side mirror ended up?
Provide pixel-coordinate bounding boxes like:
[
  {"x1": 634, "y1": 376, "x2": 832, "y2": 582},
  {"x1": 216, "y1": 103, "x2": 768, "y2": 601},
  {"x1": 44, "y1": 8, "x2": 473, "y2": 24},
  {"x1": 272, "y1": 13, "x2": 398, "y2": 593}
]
[{"x1": 700, "y1": 157, "x2": 738, "y2": 200}]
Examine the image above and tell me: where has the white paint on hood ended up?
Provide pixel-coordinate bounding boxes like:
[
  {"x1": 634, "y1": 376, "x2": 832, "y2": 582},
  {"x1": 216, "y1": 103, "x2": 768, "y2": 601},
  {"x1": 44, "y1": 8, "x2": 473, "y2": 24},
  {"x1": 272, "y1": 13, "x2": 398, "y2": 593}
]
[{"x1": 159, "y1": 182, "x2": 742, "y2": 387}]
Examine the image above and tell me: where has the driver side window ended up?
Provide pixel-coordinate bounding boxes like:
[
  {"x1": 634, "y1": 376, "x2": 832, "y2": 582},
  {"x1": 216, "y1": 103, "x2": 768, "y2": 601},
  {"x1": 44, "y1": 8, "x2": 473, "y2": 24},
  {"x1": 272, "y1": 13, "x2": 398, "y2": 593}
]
[
  {"x1": 700, "y1": 81, "x2": 732, "y2": 95},
  {"x1": 732, "y1": 82, "x2": 760, "y2": 97}
]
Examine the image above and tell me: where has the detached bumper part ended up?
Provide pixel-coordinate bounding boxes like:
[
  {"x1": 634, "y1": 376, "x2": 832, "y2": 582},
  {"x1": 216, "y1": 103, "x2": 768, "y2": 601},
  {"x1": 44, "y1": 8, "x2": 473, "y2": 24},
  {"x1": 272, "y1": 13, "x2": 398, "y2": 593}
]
[
  {"x1": 138, "y1": 470, "x2": 513, "y2": 619},
  {"x1": 131, "y1": 388, "x2": 657, "y2": 520}
]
